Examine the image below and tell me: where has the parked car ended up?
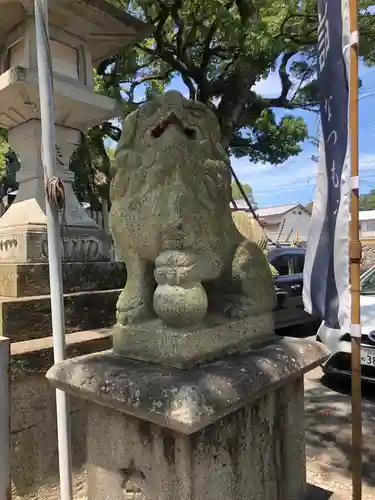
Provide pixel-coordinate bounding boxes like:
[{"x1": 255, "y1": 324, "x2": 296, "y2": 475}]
[
  {"x1": 267, "y1": 245, "x2": 316, "y2": 329},
  {"x1": 317, "y1": 264, "x2": 375, "y2": 381}
]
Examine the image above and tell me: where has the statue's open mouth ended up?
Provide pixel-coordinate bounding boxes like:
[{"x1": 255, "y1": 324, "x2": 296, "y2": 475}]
[{"x1": 151, "y1": 112, "x2": 196, "y2": 139}]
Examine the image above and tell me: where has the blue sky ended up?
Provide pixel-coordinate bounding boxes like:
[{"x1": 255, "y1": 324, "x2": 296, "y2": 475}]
[
  {"x1": 150, "y1": 62, "x2": 375, "y2": 208},
  {"x1": 232, "y1": 62, "x2": 375, "y2": 208}
]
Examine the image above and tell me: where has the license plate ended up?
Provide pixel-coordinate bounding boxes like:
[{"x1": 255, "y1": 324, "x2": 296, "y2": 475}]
[{"x1": 361, "y1": 347, "x2": 375, "y2": 367}]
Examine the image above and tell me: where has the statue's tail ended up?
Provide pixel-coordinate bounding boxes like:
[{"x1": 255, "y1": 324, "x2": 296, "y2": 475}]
[
  {"x1": 231, "y1": 211, "x2": 268, "y2": 250},
  {"x1": 231, "y1": 211, "x2": 279, "y2": 277}
]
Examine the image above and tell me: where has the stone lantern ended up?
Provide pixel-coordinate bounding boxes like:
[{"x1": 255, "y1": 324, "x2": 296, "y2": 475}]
[
  {"x1": 0, "y1": 0, "x2": 148, "y2": 263},
  {"x1": 0, "y1": 1, "x2": 149, "y2": 339}
]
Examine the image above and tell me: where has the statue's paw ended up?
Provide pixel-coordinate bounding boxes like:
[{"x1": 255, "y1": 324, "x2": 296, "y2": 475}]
[
  {"x1": 221, "y1": 295, "x2": 249, "y2": 319},
  {"x1": 116, "y1": 303, "x2": 151, "y2": 326},
  {"x1": 223, "y1": 302, "x2": 247, "y2": 319},
  {"x1": 116, "y1": 293, "x2": 153, "y2": 326},
  {"x1": 222, "y1": 294, "x2": 268, "y2": 319},
  {"x1": 117, "y1": 292, "x2": 142, "y2": 310}
]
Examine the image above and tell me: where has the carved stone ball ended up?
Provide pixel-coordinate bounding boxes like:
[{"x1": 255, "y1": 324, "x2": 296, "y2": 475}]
[{"x1": 153, "y1": 283, "x2": 208, "y2": 327}]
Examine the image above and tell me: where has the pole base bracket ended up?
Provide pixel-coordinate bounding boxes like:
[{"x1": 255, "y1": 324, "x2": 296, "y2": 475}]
[{"x1": 349, "y1": 240, "x2": 362, "y2": 263}]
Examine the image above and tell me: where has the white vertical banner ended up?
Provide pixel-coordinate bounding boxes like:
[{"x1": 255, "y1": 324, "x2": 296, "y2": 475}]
[{"x1": 303, "y1": 0, "x2": 350, "y2": 331}]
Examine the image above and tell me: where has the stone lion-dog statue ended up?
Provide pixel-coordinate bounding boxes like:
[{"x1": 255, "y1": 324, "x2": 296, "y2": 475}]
[{"x1": 109, "y1": 91, "x2": 276, "y2": 365}]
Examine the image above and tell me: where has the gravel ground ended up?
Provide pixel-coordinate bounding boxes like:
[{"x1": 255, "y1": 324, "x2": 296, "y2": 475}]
[
  {"x1": 11, "y1": 470, "x2": 87, "y2": 500},
  {"x1": 304, "y1": 366, "x2": 375, "y2": 500},
  {"x1": 307, "y1": 466, "x2": 375, "y2": 500}
]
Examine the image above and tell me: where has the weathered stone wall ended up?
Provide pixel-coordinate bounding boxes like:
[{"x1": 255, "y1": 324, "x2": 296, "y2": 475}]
[
  {"x1": 9, "y1": 331, "x2": 113, "y2": 499},
  {"x1": 11, "y1": 372, "x2": 87, "y2": 497},
  {"x1": 4, "y1": 261, "x2": 123, "y2": 498},
  {"x1": 361, "y1": 243, "x2": 375, "y2": 273}
]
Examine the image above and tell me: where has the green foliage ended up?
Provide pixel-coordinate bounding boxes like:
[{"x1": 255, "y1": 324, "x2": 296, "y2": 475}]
[
  {"x1": 231, "y1": 181, "x2": 257, "y2": 208},
  {"x1": 1, "y1": 1, "x2": 374, "y2": 208},
  {"x1": 0, "y1": 132, "x2": 8, "y2": 175},
  {"x1": 232, "y1": 182, "x2": 252, "y2": 199},
  {"x1": 0, "y1": 129, "x2": 19, "y2": 199},
  {"x1": 100, "y1": 1, "x2": 373, "y2": 148},
  {"x1": 231, "y1": 111, "x2": 307, "y2": 164},
  {"x1": 70, "y1": 125, "x2": 118, "y2": 209},
  {"x1": 360, "y1": 189, "x2": 375, "y2": 211},
  {"x1": 78, "y1": 0, "x2": 375, "y2": 202}
]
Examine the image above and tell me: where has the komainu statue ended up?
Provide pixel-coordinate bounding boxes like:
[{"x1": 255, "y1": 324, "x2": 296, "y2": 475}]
[{"x1": 109, "y1": 91, "x2": 276, "y2": 367}]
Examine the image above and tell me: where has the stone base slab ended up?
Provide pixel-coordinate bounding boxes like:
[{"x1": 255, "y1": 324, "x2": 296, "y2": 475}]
[
  {"x1": 47, "y1": 339, "x2": 329, "y2": 500},
  {"x1": 47, "y1": 338, "x2": 329, "y2": 434},
  {"x1": 0, "y1": 289, "x2": 121, "y2": 341},
  {"x1": 113, "y1": 312, "x2": 275, "y2": 368},
  {"x1": 0, "y1": 261, "x2": 126, "y2": 298}
]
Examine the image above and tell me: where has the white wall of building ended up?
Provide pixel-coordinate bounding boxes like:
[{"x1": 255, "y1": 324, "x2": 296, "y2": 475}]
[
  {"x1": 359, "y1": 210, "x2": 375, "y2": 240},
  {"x1": 261, "y1": 207, "x2": 310, "y2": 242},
  {"x1": 278, "y1": 208, "x2": 310, "y2": 242}
]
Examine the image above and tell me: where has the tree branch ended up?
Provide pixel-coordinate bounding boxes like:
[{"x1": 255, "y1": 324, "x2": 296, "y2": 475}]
[
  {"x1": 236, "y1": 85, "x2": 319, "y2": 131},
  {"x1": 126, "y1": 70, "x2": 174, "y2": 101},
  {"x1": 278, "y1": 51, "x2": 296, "y2": 101},
  {"x1": 261, "y1": 98, "x2": 318, "y2": 112},
  {"x1": 181, "y1": 75, "x2": 196, "y2": 99},
  {"x1": 137, "y1": 42, "x2": 191, "y2": 79},
  {"x1": 170, "y1": 0, "x2": 185, "y2": 58},
  {"x1": 154, "y1": 1, "x2": 171, "y2": 51},
  {"x1": 101, "y1": 122, "x2": 121, "y2": 142},
  {"x1": 196, "y1": 21, "x2": 219, "y2": 102},
  {"x1": 279, "y1": 13, "x2": 318, "y2": 45},
  {"x1": 217, "y1": 63, "x2": 258, "y2": 148},
  {"x1": 235, "y1": 0, "x2": 258, "y2": 23},
  {"x1": 289, "y1": 67, "x2": 311, "y2": 102},
  {"x1": 201, "y1": 21, "x2": 218, "y2": 71},
  {"x1": 136, "y1": 6, "x2": 200, "y2": 101}
]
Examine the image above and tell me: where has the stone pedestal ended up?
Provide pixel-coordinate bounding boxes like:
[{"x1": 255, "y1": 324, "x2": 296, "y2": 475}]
[
  {"x1": 47, "y1": 338, "x2": 329, "y2": 500},
  {"x1": 0, "y1": 262, "x2": 126, "y2": 339},
  {"x1": 0, "y1": 119, "x2": 110, "y2": 262}
]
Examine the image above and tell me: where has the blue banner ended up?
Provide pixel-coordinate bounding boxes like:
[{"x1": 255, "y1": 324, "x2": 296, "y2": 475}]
[{"x1": 303, "y1": 0, "x2": 350, "y2": 330}]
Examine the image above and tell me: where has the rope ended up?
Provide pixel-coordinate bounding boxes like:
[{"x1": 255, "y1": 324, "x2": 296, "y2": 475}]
[
  {"x1": 45, "y1": 176, "x2": 65, "y2": 211},
  {"x1": 45, "y1": 176, "x2": 67, "y2": 243}
]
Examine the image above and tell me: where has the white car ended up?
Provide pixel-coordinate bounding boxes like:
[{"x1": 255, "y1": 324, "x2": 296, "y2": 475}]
[{"x1": 317, "y1": 265, "x2": 375, "y2": 380}]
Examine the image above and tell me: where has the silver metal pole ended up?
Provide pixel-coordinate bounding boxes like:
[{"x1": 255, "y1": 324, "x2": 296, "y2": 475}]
[
  {"x1": 0, "y1": 337, "x2": 10, "y2": 500},
  {"x1": 34, "y1": 1, "x2": 73, "y2": 499}
]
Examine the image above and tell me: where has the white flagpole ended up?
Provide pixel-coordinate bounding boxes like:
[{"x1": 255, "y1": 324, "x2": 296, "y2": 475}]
[{"x1": 34, "y1": 0, "x2": 73, "y2": 498}]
